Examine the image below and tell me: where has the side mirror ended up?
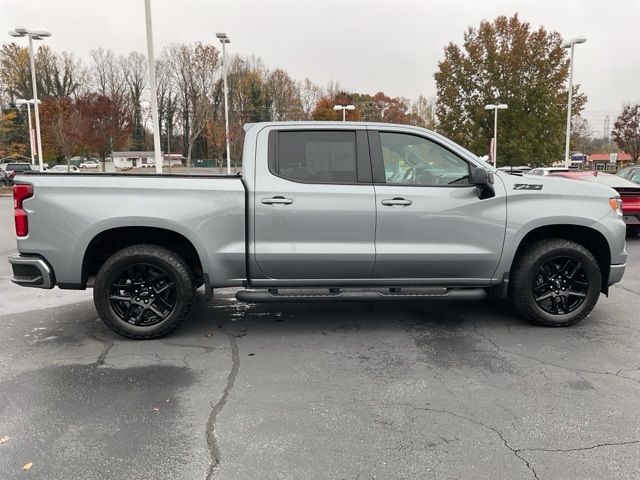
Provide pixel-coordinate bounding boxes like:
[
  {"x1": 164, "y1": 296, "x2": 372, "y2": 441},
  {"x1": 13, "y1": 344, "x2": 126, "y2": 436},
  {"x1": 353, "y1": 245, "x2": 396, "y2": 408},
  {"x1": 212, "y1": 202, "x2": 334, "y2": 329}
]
[{"x1": 472, "y1": 167, "x2": 495, "y2": 199}]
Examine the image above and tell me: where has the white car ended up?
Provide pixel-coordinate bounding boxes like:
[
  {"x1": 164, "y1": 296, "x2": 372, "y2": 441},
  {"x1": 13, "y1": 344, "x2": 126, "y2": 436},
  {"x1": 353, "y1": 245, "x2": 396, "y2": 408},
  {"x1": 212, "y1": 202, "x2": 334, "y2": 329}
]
[
  {"x1": 80, "y1": 161, "x2": 100, "y2": 169},
  {"x1": 49, "y1": 165, "x2": 80, "y2": 173},
  {"x1": 527, "y1": 167, "x2": 572, "y2": 176}
]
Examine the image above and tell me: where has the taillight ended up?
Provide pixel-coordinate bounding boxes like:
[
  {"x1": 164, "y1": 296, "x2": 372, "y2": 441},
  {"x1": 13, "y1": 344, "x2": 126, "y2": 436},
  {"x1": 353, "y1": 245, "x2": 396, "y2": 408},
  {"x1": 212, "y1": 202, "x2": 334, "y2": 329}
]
[{"x1": 13, "y1": 184, "x2": 34, "y2": 237}]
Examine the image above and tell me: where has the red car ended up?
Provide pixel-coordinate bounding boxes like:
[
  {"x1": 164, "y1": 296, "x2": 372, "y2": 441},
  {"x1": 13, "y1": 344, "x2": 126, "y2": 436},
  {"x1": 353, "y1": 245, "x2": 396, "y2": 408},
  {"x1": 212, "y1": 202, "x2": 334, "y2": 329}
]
[{"x1": 549, "y1": 171, "x2": 640, "y2": 235}]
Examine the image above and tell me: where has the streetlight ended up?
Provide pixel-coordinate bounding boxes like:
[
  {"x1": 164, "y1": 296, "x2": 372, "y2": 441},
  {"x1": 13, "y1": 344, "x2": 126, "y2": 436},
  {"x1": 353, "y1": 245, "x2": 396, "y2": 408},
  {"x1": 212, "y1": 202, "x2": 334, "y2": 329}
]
[
  {"x1": 484, "y1": 103, "x2": 508, "y2": 167},
  {"x1": 561, "y1": 36, "x2": 587, "y2": 168},
  {"x1": 216, "y1": 33, "x2": 231, "y2": 175},
  {"x1": 15, "y1": 99, "x2": 40, "y2": 166},
  {"x1": 143, "y1": 0, "x2": 163, "y2": 173},
  {"x1": 333, "y1": 104, "x2": 355, "y2": 122},
  {"x1": 9, "y1": 27, "x2": 50, "y2": 172}
]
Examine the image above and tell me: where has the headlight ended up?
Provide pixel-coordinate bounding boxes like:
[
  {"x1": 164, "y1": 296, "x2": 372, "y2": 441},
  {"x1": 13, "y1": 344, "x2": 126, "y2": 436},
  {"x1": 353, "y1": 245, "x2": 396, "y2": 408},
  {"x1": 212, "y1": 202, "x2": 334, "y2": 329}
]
[{"x1": 609, "y1": 197, "x2": 623, "y2": 217}]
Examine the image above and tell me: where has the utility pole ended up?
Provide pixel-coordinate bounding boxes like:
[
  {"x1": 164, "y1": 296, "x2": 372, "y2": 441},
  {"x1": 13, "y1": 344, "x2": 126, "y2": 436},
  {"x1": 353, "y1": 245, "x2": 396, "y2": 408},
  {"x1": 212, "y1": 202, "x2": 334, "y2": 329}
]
[
  {"x1": 561, "y1": 36, "x2": 587, "y2": 168},
  {"x1": 144, "y1": 0, "x2": 163, "y2": 173},
  {"x1": 216, "y1": 33, "x2": 231, "y2": 174}
]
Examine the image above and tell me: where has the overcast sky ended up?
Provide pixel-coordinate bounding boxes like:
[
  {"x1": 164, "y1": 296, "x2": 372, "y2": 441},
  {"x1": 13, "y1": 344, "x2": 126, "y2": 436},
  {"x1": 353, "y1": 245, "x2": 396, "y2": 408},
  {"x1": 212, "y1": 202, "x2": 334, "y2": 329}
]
[{"x1": 2, "y1": 0, "x2": 639, "y2": 132}]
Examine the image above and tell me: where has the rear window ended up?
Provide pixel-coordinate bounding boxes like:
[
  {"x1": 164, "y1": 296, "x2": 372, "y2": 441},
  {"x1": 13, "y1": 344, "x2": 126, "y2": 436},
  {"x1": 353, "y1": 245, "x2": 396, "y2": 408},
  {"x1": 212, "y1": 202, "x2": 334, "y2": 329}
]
[
  {"x1": 6, "y1": 163, "x2": 31, "y2": 172},
  {"x1": 273, "y1": 131, "x2": 357, "y2": 183}
]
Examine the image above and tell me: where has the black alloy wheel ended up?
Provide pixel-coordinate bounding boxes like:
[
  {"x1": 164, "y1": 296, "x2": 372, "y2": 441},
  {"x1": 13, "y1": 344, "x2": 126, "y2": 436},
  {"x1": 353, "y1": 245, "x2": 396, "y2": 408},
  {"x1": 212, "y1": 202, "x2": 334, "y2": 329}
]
[
  {"x1": 532, "y1": 256, "x2": 588, "y2": 315},
  {"x1": 511, "y1": 239, "x2": 601, "y2": 327},
  {"x1": 94, "y1": 244, "x2": 195, "y2": 339},
  {"x1": 109, "y1": 263, "x2": 177, "y2": 327}
]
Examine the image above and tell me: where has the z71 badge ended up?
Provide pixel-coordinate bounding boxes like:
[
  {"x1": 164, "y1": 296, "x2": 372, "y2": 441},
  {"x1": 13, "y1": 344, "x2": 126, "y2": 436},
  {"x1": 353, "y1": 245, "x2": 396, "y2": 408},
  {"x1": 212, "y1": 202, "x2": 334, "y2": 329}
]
[{"x1": 513, "y1": 184, "x2": 543, "y2": 190}]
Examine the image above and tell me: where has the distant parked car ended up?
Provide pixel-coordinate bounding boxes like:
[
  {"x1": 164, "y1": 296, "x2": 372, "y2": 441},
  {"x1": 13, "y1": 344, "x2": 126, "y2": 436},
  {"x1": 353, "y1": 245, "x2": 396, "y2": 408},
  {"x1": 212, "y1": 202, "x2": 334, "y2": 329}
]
[
  {"x1": 0, "y1": 168, "x2": 14, "y2": 187},
  {"x1": 527, "y1": 167, "x2": 571, "y2": 176},
  {"x1": 49, "y1": 165, "x2": 80, "y2": 173},
  {"x1": 549, "y1": 170, "x2": 640, "y2": 235},
  {"x1": 497, "y1": 165, "x2": 532, "y2": 176},
  {"x1": 79, "y1": 160, "x2": 100, "y2": 169},
  {"x1": 0, "y1": 162, "x2": 32, "y2": 175},
  {"x1": 615, "y1": 165, "x2": 640, "y2": 184}
]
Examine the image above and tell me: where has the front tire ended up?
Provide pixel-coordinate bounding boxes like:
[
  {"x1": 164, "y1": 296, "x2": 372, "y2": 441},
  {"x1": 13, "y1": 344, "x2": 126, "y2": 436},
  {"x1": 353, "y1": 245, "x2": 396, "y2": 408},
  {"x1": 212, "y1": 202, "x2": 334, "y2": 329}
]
[
  {"x1": 511, "y1": 239, "x2": 601, "y2": 327},
  {"x1": 94, "y1": 244, "x2": 195, "y2": 339}
]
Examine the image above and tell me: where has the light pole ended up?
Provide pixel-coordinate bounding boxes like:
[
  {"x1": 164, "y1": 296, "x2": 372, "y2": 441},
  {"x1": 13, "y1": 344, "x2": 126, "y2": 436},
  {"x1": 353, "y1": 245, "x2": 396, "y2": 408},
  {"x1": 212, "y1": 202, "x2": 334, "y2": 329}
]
[
  {"x1": 333, "y1": 104, "x2": 355, "y2": 122},
  {"x1": 144, "y1": 0, "x2": 163, "y2": 173},
  {"x1": 484, "y1": 103, "x2": 508, "y2": 167},
  {"x1": 9, "y1": 27, "x2": 50, "y2": 172},
  {"x1": 216, "y1": 33, "x2": 231, "y2": 174},
  {"x1": 15, "y1": 99, "x2": 40, "y2": 166},
  {"x1": 561, "y1": 36, "x2": 587, "y2": 168}
]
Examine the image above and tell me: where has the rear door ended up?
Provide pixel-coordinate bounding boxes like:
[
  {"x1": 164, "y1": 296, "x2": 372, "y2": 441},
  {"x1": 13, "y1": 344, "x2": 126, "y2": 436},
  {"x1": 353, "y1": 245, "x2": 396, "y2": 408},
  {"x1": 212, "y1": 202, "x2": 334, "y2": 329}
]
[
  {"x1": 252, "y1": 127, "x2": 376, "y2": 281},
  {"x1": 369, "y1": 128, "x2": 507, "y2": 283}
]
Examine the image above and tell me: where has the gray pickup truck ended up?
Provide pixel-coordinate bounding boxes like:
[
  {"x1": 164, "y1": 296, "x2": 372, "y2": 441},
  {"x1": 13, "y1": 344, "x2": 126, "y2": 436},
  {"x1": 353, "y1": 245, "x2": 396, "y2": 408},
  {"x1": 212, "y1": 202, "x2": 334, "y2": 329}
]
[{"x1": 9, "y1": 122, "x2": 627, "y2": 339}]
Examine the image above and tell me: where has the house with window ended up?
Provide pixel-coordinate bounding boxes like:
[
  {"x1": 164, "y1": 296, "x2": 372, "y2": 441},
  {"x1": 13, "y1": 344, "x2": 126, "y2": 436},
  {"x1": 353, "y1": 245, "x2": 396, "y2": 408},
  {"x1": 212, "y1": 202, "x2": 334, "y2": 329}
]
[
  {"x1": 111, "y1": 151, "x2": 157, "y2": 169},
  {"x1": 587, "y1": 152, "x2": 633, "y2": 171}
]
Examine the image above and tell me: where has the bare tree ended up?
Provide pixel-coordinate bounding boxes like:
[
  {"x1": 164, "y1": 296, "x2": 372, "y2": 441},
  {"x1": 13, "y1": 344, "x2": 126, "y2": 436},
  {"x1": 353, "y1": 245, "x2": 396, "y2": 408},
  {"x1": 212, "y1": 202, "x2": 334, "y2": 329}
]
[
  {"x1": 266, "y1": 69, "x2": 303, "y2": 120},
  {"x1": 161, "y1": 43, "x2": 219, "y2": 163},
  {"x1": 120, "y1": 52, "x2": 148, "y2": 150},
  {"x1": 36, "y1": 46, "x2": 85, "y2": 99},
  {"x1": 89, "y1": 48, "x2": 127, "y2": 102},
  {"x1": 298, "y1": 78, "x2": 323, "y2": 120}
]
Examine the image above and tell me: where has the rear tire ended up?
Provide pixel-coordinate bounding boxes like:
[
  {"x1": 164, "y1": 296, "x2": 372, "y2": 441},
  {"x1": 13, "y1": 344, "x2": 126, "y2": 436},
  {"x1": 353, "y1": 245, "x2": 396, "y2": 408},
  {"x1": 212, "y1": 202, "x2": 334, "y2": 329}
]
[
  {"x1": 94, "y1": 244, "x2": 195, "y2": 339},
  {"x1": 511, "y1": 239, "x2": 601, "y2": 327}
]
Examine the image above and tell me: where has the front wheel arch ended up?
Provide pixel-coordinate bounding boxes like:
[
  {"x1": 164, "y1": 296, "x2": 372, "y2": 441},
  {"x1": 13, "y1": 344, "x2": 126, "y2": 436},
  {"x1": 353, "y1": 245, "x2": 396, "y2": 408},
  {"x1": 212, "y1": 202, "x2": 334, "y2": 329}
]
[{"x1": 509, "y1": 225, "x2": 611, "y2": 294}]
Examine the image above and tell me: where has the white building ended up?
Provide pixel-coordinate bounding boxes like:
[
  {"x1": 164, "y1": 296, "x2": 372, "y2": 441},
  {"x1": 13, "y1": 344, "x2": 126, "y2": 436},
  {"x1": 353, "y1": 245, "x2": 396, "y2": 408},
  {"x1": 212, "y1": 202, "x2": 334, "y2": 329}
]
[{"x1": 111, "y1": 151, "x2": 156, "y2": 169}]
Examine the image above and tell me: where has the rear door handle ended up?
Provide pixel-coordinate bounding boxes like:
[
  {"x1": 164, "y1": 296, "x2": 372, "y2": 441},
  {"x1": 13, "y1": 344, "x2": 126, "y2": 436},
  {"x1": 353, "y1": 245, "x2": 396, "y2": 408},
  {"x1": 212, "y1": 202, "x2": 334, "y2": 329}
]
[
  {"x1": 381, "y1": 197, "x2": 412, "y2": 206},
  {"x1": 261, "y1": 196, "x2": 294, "y2": 205}
]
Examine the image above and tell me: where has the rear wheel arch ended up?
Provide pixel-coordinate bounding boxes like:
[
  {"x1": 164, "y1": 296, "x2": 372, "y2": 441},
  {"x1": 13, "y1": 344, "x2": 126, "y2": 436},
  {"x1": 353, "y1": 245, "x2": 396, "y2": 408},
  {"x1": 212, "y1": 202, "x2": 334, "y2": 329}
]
[{"x1": 82, "y1": 226, "x2": 205, "y2": 288}]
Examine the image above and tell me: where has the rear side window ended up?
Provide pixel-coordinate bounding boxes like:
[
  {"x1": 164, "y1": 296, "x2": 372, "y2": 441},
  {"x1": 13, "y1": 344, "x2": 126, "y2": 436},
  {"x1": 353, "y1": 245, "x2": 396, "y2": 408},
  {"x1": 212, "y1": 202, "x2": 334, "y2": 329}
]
[
  {"x1": 273, "y1": 131, "x2": 357, "y2": 183},
  {"x1": 8, "y1": 164, "x2": 31, "y2": 172}
]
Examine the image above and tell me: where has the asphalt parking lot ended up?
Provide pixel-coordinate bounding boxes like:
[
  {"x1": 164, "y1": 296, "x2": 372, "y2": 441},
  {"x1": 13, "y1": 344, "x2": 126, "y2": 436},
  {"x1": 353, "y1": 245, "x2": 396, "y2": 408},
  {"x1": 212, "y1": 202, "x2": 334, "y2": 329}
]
[{"x1": 0, "y1": 195, "x2": 639, "y2": 480}]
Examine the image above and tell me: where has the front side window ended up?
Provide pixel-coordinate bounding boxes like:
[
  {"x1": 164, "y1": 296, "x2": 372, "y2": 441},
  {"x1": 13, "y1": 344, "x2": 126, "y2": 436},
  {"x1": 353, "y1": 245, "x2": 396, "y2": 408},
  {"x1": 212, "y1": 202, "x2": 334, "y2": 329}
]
[
  {"x1": 274, "y1": 131, "x2": 357, "y2": 183},
  {"x1": 379, "y1": 132, "x2": 470, "y2": 186}
]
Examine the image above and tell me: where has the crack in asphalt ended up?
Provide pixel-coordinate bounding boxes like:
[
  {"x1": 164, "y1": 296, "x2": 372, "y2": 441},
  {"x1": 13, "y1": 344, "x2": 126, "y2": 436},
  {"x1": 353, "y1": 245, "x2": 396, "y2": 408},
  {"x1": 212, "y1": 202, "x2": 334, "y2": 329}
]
[
  {"x1": 87, "y1": 330, "x2": 116, "y2": 366},
  {"x1": 389, "y1": 402, "x2": 539, "y2": 480},
  {"x1": 520, "y1": 440, "x2": 640, "y2": 453},
  {"x1": 470, "y1": 319, "x2": 640, "y2": 385},
  {"x1": 391, "y1": 402, "x2": 640, "y2": 479},
  {"x1": 206, "y1": 331, "x2": 240, "y2": 480}
]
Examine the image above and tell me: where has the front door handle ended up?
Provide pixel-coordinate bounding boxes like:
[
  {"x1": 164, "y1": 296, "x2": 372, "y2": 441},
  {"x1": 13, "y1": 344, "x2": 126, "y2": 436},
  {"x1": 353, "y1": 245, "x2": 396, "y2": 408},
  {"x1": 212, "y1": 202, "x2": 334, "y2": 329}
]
[
  {"x1": 261, "y1": 196, "x2": 294, "y2": 205},
  {"x1": 381, "y1": 197, "x2": 412, "y2": 206}
]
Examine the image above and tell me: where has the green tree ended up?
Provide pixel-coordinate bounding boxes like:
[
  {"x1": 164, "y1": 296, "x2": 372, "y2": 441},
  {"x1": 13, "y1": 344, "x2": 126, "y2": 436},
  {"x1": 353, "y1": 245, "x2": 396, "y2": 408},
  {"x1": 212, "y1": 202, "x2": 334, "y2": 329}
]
[
  {"x1": 0, "y1": 110, "x2": 28, "y2": 158},
  {"x1": 434, "y1": 14, "x2": 586, "y2": 166},
  {"x1": 612, "y1": 104, "x2": 640, "y2": 162}
]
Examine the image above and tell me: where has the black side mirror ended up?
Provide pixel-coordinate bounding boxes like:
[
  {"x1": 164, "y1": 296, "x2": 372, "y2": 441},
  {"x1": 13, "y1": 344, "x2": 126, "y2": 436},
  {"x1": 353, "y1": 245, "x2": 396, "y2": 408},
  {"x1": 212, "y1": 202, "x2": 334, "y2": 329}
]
[{"x1": 472, "y1": 167, "x2": 495, "y2": 199}]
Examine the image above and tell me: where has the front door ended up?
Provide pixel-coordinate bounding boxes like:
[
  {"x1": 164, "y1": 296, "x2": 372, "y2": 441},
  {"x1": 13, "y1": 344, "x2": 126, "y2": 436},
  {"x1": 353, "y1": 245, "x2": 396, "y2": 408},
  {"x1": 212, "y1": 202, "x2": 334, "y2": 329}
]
[
  {"x1": 369, "y1": 129, "x2": 507, "y2": 282},
  {"x1": 253, "y1": 128, "x2": 376, "y2": 280}
]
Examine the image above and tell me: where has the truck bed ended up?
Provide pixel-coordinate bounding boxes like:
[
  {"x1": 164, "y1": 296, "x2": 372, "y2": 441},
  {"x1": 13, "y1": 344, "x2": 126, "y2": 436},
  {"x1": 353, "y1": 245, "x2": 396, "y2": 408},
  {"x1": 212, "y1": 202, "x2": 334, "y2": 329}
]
[{"x1": 14, "y1": 173, "x2": 247, "y2": 288}]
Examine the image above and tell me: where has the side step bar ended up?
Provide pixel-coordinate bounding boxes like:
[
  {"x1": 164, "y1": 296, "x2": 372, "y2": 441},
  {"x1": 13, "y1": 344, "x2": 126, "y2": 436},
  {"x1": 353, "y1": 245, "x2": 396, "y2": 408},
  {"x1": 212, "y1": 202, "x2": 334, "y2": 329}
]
[{"x1": 235, "y1": 287, "x2": 486, "y2": 304}]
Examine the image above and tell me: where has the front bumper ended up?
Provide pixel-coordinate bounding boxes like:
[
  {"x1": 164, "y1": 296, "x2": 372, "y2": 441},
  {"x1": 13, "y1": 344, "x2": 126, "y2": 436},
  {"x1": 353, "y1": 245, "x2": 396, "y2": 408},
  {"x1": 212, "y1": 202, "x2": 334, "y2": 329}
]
[
  {"x1": 608, "y1": 263, "x2": 626, "y2": 286},
  {"x1": 8, "y1": 254, "x2": 55, "y2": 289}
]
